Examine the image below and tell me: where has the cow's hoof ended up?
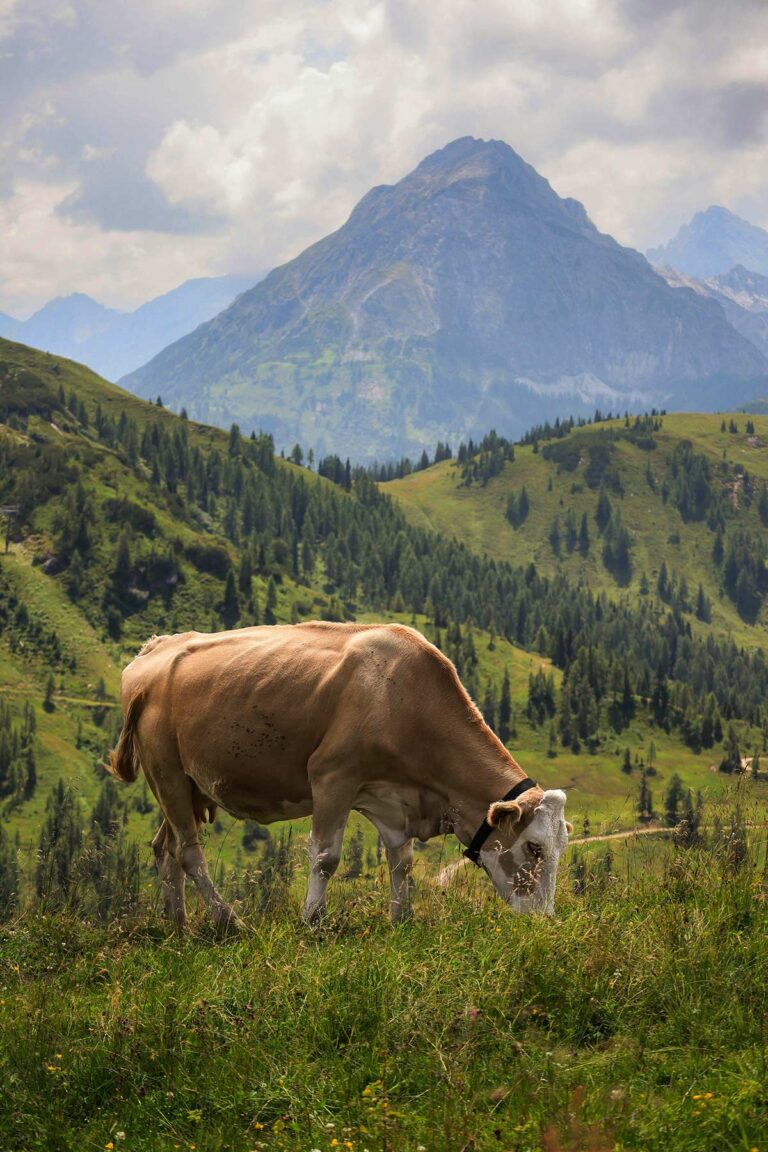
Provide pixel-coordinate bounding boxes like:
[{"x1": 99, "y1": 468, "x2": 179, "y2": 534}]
[{"x1": 215, "y1": 908, "x2": 245, "y2": 938}]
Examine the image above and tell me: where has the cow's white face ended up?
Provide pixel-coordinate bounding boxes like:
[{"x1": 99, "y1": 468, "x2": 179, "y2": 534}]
[{"x1": 479, "y1": 789, "x2": 571, "y2": 914}]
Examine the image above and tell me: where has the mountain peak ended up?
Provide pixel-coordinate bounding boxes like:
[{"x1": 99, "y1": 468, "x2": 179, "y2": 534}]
[
  {"x1": 122, "y1": 137, "x2": 767, "y2": 462},
  {"x1": 648, "y1": 206, "x2": 768, "y2": 278}
]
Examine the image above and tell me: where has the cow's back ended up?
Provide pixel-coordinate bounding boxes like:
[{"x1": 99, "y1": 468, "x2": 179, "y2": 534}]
[{"x1": 120, "y1": 623, "x2": 432, "y2": 822}]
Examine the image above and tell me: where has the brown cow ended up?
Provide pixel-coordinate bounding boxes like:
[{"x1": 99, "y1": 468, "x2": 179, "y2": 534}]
[{"x1": 108, "y1": 622, "x2": 571, "y2": 929}]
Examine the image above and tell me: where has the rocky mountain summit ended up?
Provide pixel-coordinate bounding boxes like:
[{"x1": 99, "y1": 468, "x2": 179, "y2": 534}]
[
  {"x1": 647, "y1": 206, "x2": 768, "y2": 279},
  {"x1": 122, "y1": 138, "x2": 767, "y2": 461}
]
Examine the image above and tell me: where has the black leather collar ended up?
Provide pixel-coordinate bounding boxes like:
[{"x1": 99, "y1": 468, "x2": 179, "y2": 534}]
[{"x1": 463, "y1": 778, "x2": 538, "y2": 865}]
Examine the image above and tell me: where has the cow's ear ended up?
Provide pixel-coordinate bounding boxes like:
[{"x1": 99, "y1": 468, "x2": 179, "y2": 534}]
[
  {"x1": 487, "y1": 800, "x2": 523, "y2": 827},
  {"x1": 565, "y1": 821, "x2": 574, "y2": 835}
]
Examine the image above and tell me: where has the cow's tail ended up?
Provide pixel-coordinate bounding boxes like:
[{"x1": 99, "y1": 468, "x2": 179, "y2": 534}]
[{"x1": 106, "y1": 690, "x2": 145, "y2": 784}]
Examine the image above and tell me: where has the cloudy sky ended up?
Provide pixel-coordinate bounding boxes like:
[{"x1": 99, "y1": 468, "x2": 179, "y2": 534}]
[{"x1": 2, "y1": 0, "x2": 768, "y2": 316}]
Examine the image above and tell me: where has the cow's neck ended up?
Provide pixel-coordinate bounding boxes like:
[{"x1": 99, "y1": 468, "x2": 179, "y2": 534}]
[{"x1": 434, "y1": 721, "x2": 531, "y2": 847}]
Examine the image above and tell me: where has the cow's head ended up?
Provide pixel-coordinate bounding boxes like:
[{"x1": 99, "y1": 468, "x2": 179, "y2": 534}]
[{"x1": 479, "y1": 789, "x2": 572, "y2": 914}]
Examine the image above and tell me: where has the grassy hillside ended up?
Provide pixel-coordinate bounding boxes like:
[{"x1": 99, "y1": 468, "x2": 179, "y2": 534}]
[
  {"x1": 386, "y1": 414, "x2": 768, "y2": 640},
  {"x1": 2, "y1": 340, "x2": 767, "y2": 899},
  {"x1": 2, "y1": 828, "x2": 768, "y2": 1152},
  {"x1": 385, "y1": 413, "x2": 768, "y2": 647}
]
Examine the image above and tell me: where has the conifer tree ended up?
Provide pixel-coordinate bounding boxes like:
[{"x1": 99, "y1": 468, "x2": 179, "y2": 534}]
[
  {"x1": 664, "y1": 773, "x2": 684, "y2": 827},
  {"x1": 498, "y1": 668, "x2": 512, "y2": 744},
  {"x1": 264, "y1": 576, "x2": 278, "y2": 624},
  {"x1": 578, "y1": 512, "x2": 590, "y2": 554},
  {"x1": 43, "y1": 674, "x2": 56, "y2": 714},
  {"x1": 220, "y1": 568, "x2": 240, "y2": 629}
]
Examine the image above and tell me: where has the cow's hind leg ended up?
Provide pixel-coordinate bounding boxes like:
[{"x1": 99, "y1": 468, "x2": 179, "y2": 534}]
[
  {"x1": 385, "y1": 840, "x2": 414, "y2": 925},
  {"x1": 172, "y1": 815, "x2": 243, "y2": 935},
  {"x1": 143, "y1": 754, "x2": 242, "y2": 935},
  {"x1": 151, "y1": 819, "x2": 186, "y2": 930}
]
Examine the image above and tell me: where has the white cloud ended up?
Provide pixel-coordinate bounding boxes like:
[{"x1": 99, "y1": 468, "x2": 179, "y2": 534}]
[
  {"x1": 0, "y1": 179, "x2": 223, "y2": 316},
  {"x1": 1, "y1": 0, "x2": 768, "y2": 313}
]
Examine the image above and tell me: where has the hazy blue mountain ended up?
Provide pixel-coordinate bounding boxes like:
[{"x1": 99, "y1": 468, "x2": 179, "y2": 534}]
[
  {"x1": 655, "y1": 264, "x2": 768, "y2": 359},
  {"x1": 121, "y1": 138, "x2": 767, "y2": 462},
  {"x1": 0, "y1": 311, "x2": 21, "y2": 342},
  {"x1": 647, "y1": 206, "x2": 768, "y2": 279},
  {"x1": 0, "y1": 275, "x2": 258, "y2": 380}
]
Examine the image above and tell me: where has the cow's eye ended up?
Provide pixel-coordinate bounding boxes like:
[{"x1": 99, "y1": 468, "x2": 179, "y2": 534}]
[{"x1": 527, "y1": 841, "x2": 543, "y2": 859}]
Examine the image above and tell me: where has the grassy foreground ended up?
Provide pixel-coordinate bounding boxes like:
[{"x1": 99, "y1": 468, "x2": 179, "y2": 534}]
[{"x1": 1, "y1": 837, "x2": 767, "y2": 1152}]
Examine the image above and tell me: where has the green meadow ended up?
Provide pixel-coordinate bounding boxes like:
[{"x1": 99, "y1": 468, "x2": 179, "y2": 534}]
[{"x1": 1, "y1": 823, "x2": 767, "y2": 1152}]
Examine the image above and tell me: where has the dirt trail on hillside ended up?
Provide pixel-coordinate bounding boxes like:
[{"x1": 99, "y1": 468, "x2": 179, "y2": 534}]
[{"x1": 434, "y1": 826, "x2": 668, "y2": 886}]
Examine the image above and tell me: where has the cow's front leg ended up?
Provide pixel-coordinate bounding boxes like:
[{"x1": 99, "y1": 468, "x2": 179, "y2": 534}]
[
  {"x1": 303, "y1": 818, "x2": 348, "y2": 925},
  {"x1": 386, "y1": 839, "x2": 414, "y2": 924}
]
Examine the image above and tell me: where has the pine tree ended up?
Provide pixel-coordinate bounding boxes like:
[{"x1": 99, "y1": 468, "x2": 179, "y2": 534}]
[
  {"x1": 664, "y1": 773, "x2": 684, "y2": 827},
  {"x1": 549, "y1": 516, "x2": 561, "y2": 557},
  {"x1": 238, "y1": 549, "x2": 253, "y2": 600},
  {"x1": 43, "y1": 674, "x2": 56, "y2": 714},
  {"x1": 498, "y1": 668, "x2": 512, "y2": 744},
  {"x1": 638, "y1": 770, "x2": 653, "y2": 822},
  {"x1": 220, "y1": 568, "x2": 240, "y2": 629},
  {"x1": 547, "y1": 722, "x2": 558, "y2": 759},
  {"x1": 719, "y1": 723, "x2": 741, "y2": 773},
  {"x1": 595, "y1": 486, "x2": 612, "y2": 532},
  {"x1": 36, "y1": 780, "x2": 84, "y2": 904},
  {"x1": 578, "y1": 512, "x2": 590, "y2": 555},
  {"x1": 264, "y1": 576, "x2": 278, "y2": 625},
  {"x1": 481, "y1": 681, "x2": 497, "y2": 731}
]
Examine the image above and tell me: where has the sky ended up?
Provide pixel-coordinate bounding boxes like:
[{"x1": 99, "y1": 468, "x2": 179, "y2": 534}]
[{"x1": 2, "y1": 0, "x2": 768, "y2": 316}]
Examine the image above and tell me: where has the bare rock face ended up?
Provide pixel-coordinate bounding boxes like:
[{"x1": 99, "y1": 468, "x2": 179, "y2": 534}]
[
  {"x1": 656, "y1": 263, "x2": 768, "y2": 359},
  {"x1": 121, "y1": 138, "x2": 768, "y2": 462},
  {"x1": 647, "y1": 206, "x2": 768, "y2": 280}
]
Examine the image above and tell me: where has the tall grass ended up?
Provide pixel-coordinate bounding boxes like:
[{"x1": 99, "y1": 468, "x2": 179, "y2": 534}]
[{"x1": 1, "y1": 826, "x2": 767, "y2": 1152}]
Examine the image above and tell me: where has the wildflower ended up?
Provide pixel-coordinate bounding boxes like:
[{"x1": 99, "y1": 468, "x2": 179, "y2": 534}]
[
  {"x1": 55, "y1": 1053, "x2": 62, "y2": 1060},
  {"x1": 105, "y1": 1144, "x2": 114, "y2": 1151},
  {"x1": 116, "y1": 1134, "x2": 125, "y2": 1142}
]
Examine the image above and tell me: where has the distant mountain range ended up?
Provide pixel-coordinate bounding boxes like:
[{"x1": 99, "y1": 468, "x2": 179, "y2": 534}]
[
  {"x1": 0, "y1": 275, "x2": 259, "y2": 381},
  {"x1": 656, "y1": 264, "x2": 768, "y2": 359},
  {"x1": 120, "y1": 138, "x2": 767, "y2": 462},
  {"x1": 647, "y1": 206, "x2": 768, "y2": 279}
]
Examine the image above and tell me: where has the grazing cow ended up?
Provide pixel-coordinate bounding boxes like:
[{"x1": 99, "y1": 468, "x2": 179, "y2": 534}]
[{"x1": 108, "y1": 622, "x2": 571, "y2": 930}]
